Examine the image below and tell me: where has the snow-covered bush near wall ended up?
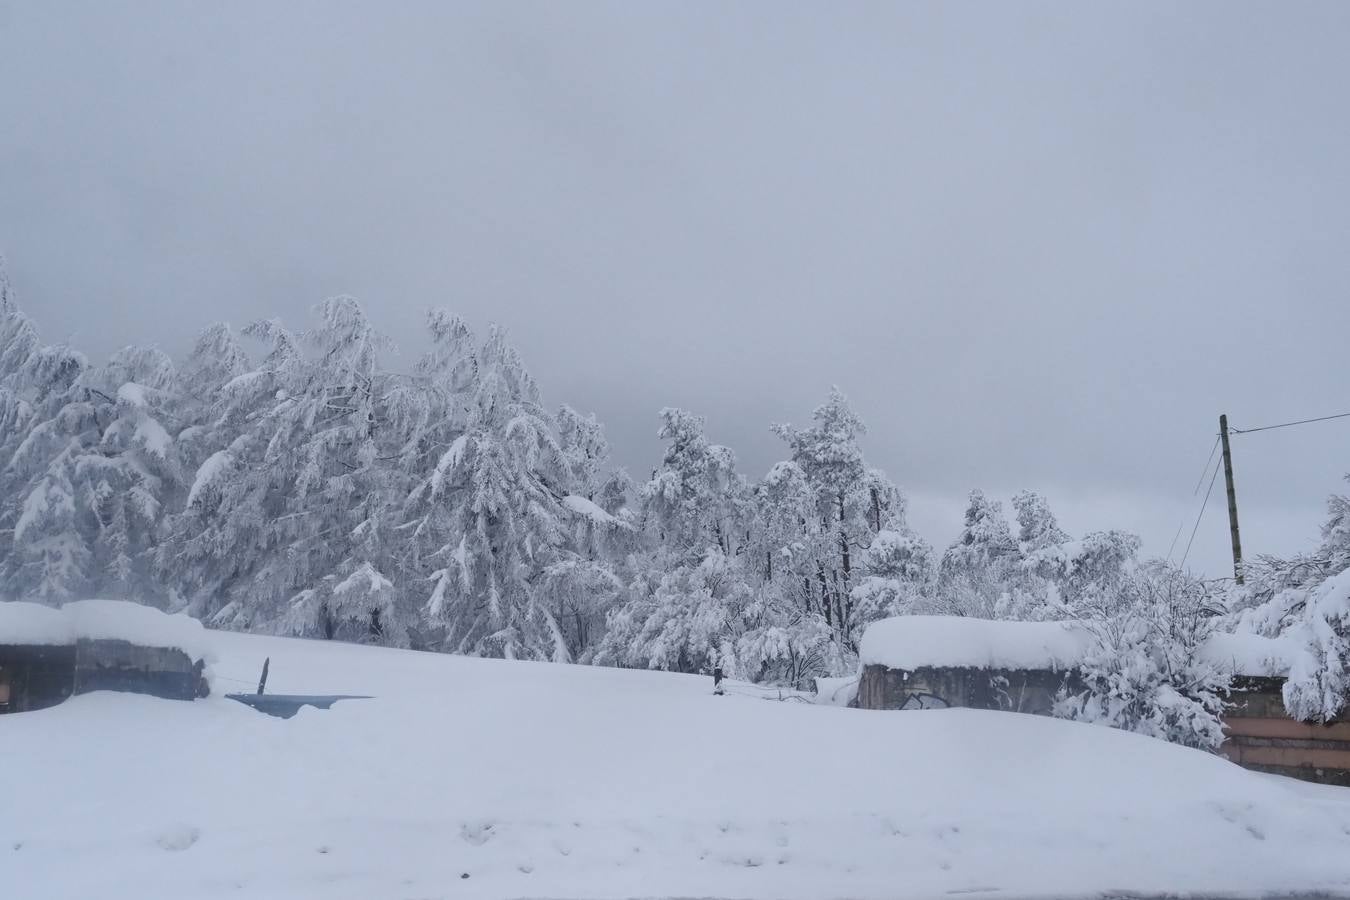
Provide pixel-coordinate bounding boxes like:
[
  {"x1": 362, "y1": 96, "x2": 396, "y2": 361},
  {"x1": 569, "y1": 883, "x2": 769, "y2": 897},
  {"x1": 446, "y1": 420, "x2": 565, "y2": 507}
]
[
  {"x1": 1282, "y1": 568, "x2": 1350, "y2": 723},
  {"x1": 1054, "y1": 563, "x2": 1230, "y2": 751},
  {"x1": 1228, "y1": 478, "x2": 1350, "y2": 724}
]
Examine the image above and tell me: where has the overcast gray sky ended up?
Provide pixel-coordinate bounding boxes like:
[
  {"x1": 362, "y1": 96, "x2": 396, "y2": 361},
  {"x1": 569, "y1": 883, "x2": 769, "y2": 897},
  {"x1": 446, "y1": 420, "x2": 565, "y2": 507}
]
[{"x1": 2, "y1": 1, "x2": 1348, "y2": 576}]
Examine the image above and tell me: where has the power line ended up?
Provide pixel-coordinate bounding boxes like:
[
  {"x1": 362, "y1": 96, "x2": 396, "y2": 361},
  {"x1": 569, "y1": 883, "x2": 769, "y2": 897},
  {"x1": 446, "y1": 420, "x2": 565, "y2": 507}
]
[
  {"x1": 1179, "y1": 453, "x2": 1222, "y2": 572},
  {"x1": 1166, "y1": 435, "x2": 1220, "y2": 563},
  {"x1": 1193, "y1": 436, "x2": 1220, "y2": 496},
  {"x1": 1230, "y1": 411, "x2": 1350, "y2": 435},
  {"x1": 1164, "y1": 519, "x2": 1185, "y2": 562}
]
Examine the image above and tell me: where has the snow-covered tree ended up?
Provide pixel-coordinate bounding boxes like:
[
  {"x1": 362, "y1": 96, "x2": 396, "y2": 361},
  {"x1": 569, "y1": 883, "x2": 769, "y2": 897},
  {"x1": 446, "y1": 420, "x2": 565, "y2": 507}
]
[
  {"x1": 411, "y1": 320, "x2": 574, "y2": 660},
  {"x1": 851, "y1": 527, "x2": 934, "y2": 623},
  {"x1": 641, "y1": 407, "x2": 750, "y2": 559},
  {"x1": 771, "y1": 388, "x2": 902, "y2": 647},
  {"x1": 932, "y1": 490, "x2": 1019, "y2": 617},
  {"x1": 165, "y1": 298, "x2": 418, "y2": 643},
  {"x1": 595, "y1": 409, "x2": 757, "y2": 673},
  {"x1": 1012, "y1": 490, "x2": 1068, "y2": 555},
  {"x1": 546, "y1": 404, "x2": 632, "y2": 660},
  {"x1": 81, "y1": 346, "x2": 185, "y2": 601},
  {"x1": 941, "y1": 489, "x2": 1017, "y2": 575}
]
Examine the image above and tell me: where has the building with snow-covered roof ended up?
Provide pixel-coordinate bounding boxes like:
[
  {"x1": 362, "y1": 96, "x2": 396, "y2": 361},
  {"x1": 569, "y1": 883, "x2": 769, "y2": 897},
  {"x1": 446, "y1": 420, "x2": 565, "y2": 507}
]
[
  {"x1": 0, "y1": 600, "x2": 211, "y2": 713},
  {"x1": 854, "y1": 615, "x2": 1349, "y2": 786},
  {"x1": 855, "y1": 616, "x2": 1091, "y2": 714}
]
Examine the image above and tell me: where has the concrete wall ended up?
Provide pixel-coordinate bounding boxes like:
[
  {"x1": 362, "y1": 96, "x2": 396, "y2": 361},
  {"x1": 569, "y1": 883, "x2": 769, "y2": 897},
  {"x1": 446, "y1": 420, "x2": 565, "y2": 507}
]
[
  {"x1": 856, "y1": 663, "x2": 1079, "y2": 715},
  {"x1": 74, "y1": 639, "x2": 204, "y2": 701}
]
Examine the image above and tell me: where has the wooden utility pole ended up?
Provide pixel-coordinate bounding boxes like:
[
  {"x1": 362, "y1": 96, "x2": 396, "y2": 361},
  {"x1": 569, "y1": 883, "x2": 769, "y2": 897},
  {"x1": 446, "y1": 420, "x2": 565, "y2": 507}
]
[{"x1": 1219, "y1": 415, "x2": 1244, "y2": 584}]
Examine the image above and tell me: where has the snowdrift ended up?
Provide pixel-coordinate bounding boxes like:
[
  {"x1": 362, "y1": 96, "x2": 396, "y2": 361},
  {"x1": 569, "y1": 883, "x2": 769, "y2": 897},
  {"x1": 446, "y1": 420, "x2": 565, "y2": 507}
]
[{"x1": 4, "y1": 629, "x2": 1350, "y2": 900}]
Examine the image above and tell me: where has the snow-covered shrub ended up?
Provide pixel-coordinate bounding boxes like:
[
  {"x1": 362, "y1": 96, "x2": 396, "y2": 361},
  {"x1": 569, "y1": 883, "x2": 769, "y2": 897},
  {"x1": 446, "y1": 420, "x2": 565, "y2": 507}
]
[
  {"x1": 736, "y1": 612, "x2": 837, "y2": 689},
  {"x1": 1282, "y1": 569, "x2": 1350, "y2": 723},
  {"x1": 1055, "y1": 563, "x2": 1229, "y2": 751}
]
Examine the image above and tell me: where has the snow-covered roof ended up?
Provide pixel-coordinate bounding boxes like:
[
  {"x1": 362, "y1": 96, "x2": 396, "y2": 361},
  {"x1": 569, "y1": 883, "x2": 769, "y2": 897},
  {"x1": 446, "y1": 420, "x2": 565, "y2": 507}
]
[
  {"x1": 859, "y1": 616, "x2": 1092, "y2": 671},
  {"x1": 0, "y1": 599, "x2": 211, "y2": 660},
  {"x1": 1196, "y1": 631, "x2": 1297, "y2": 679},
  {"x1": 859, "y1": 615, "x2": 1299, "y2": 678}
]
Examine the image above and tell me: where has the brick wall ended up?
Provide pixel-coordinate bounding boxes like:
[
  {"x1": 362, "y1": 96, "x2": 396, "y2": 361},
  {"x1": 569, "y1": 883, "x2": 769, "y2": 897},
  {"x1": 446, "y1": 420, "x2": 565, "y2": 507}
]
[{"x1": 1220, "y1": 677, "x2": 1350, "y2": 787}]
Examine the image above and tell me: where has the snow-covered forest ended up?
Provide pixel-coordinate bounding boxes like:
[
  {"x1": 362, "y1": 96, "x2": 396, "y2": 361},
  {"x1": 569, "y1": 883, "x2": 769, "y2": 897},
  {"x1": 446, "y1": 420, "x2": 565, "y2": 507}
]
[{"x1": 2, "y1": 260, "x2": 1348, "y2": 740}]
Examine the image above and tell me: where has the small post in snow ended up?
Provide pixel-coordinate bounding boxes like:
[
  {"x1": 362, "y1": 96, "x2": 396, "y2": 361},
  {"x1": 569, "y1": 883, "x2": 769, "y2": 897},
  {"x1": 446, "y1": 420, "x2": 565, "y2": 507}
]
[
  {"x1": 713, "y1": 665, "x2": 724, "y2": 696},
  {"x1": 256, "y1": 657, "x2": 270, "y2": 696}
]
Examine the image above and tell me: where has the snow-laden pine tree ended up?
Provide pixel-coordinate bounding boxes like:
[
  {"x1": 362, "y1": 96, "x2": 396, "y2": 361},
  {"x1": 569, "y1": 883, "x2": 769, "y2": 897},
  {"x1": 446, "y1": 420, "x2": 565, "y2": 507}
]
[
  {"x1": 0, "y1": 268, "x2": 187, "y2": 604},
  {"x1": 0, "y1": 334, "x2": 93, "y2": 601},
  {"x1": 80, "y1": 346, "x2": 185, "y2": 602},
  {"x1": 157, "y1": 321, "x2": 285, "y2": 623},
  {"x1": 170, "y1": 299, "x2": 416, "y2": 644},
  {"x1": 408, "y1": 318, "x2": 576, "y2": 660},
  {"x1": 543, "y1": 404, "x2": 632, "y2": 660},
  {"x1": 0, "y1": 265, "x2": 42, "y2": 596}
]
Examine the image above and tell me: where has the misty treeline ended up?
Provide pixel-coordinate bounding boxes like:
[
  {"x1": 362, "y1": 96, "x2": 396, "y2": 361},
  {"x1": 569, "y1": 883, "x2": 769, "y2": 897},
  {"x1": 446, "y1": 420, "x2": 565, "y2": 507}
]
[{"x1": 2, "y1": 262, "x2": 1348, "y2": 737}]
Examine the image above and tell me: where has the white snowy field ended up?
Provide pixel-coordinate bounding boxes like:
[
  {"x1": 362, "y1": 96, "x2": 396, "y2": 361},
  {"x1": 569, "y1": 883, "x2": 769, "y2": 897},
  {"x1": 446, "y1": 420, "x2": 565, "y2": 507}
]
[{"x1": 5, "y1": 631, "x2": 1350, "y2": 900}]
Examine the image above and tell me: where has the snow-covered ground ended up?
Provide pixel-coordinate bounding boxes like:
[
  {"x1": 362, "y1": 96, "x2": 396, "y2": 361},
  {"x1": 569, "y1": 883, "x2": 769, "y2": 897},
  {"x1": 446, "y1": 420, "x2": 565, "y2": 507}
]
[{"x1": 5, "y1": 630, "x2": 1350, "y2": 900}]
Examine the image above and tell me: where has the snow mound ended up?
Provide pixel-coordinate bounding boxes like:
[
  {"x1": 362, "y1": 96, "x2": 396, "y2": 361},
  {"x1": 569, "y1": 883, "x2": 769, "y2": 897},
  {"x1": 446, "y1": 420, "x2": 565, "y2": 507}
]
[
  {"x1": 813, "y1": 674, "x2": 859, "y2": 706},
  {"x1": 2, "y1": 630, "x2": 1349, "y2": 900},
  {"x1": 0, "y1": 599, "x2": 211, "y2": 659},
  {"x1": 860, "y1": 615, "x2": 1092, "y2": 670}
]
